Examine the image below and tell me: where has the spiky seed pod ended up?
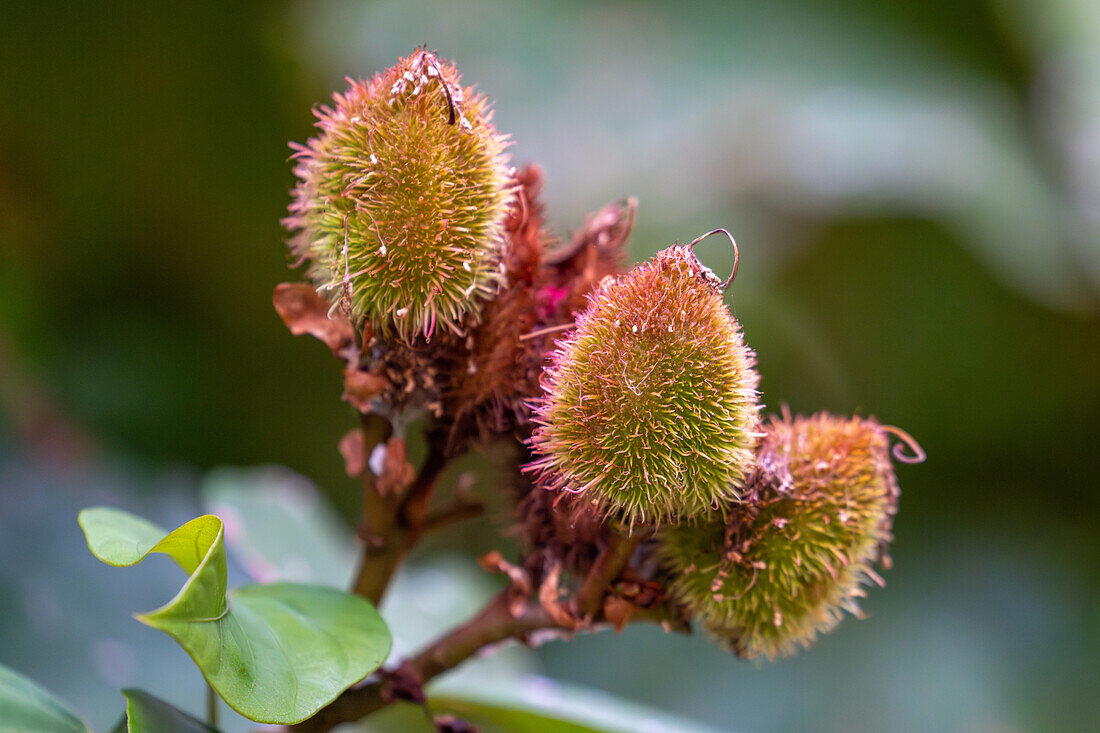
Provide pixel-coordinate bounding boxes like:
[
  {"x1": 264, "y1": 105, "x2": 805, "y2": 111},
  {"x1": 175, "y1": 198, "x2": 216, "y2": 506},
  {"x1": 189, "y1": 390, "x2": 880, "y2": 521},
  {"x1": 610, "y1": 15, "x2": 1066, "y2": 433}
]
[
  {"x1": 658, "y1": 412, "x2": 914, "y2": 660},
  {"x1": 527, "y1": 244, "x2": 761, "y2": 527},
  {"x1": 285, "y1": 48, "x2": 513, "y2": 341}
]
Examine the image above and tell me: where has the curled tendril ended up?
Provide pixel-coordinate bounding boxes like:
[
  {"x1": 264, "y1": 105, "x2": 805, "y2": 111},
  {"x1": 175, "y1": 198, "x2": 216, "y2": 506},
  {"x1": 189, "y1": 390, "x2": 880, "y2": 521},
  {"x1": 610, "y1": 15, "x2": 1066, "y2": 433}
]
[
  {"x1": 439, "y1": 76, "x2": 457, "y2": 125},
  {"x1": 687, "y1": 228, "x2": 740, "y2": 290},
  {"x1": 880, "y1": 425, "x2": 926, "y2": 464},
  {"x1": 413, "y1": 46, "x2": 458, "y2": 125}
]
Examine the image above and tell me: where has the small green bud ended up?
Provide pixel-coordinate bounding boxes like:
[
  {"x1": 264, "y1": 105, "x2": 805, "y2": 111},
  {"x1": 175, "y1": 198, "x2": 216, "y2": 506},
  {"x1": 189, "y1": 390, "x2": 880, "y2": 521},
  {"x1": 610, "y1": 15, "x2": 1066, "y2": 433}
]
[
  {"x1": 527, "y1": 242, "x2": 760, "y2": 527},
  {"x1": 659, "y1": 412, "x2": 921, "y2": 660},
  {"x1": 286, "y1": 48, "x2": 513, "y2": 341}
]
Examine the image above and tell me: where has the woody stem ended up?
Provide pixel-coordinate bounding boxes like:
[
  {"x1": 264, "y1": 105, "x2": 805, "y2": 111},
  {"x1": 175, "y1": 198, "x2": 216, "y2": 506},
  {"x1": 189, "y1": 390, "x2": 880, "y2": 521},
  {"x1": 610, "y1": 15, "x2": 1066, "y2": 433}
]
[
  {"x1": 575, "y1": 531, "x2": 644, "y2": 618},
  {"x1": 350, "y1": 418, "x2": 449, "y2": 605}
]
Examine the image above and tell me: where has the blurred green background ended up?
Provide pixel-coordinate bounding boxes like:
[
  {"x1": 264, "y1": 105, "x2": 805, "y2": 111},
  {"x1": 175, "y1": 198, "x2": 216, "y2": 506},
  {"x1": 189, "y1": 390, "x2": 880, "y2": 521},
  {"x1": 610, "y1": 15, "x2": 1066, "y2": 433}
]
[{"x1": 1, "y1": 1, "x2": 1098, "y2": 731}]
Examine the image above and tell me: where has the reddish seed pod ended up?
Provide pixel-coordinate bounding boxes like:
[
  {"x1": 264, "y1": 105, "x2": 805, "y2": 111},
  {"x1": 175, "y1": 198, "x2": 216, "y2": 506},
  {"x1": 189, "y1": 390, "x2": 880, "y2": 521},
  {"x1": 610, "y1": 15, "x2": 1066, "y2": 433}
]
[
  {"x1": 527, "y1": 241, "x2": 761, "y2": 527},
  {"x1": 285, "y1": 48, "x2": 513, "y2": 342},
  {"x1": 658, "y1": 412, "x2": 922, "y2": 660}
]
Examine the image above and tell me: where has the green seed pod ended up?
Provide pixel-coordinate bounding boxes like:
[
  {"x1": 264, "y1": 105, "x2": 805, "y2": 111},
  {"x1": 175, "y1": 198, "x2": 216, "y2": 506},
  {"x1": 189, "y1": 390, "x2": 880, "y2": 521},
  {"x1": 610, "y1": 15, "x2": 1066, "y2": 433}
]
[
  {"x1": 286, "y1": 48, "x2": 513, "y2": 341},
  {"x1": 527, "y1": 234, "x2": 761, "y2": 527},
  {"x1": 658, "y1": 412, "x2": 923, "y2": 660}
]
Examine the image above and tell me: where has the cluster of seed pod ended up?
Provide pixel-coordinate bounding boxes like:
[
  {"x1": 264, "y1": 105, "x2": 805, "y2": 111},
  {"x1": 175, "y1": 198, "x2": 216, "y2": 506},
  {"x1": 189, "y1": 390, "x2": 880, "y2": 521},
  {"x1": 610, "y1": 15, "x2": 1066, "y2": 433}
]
[
  {"x1": 285, "y1": 48, "x2": 924, "y2": 662},
  {"x1": 524, "y1": 226, "x2": 924, "y2": 657}
]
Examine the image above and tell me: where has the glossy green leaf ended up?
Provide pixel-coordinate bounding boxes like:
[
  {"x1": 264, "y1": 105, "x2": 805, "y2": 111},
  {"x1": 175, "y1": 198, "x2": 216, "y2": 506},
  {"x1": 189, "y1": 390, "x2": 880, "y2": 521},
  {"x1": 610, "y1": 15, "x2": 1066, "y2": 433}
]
[
  {"x1": 114, "y1": 689, "x2": 219, "y2": 733},
  {"x1": 78, "y1": 508, "x2": 392, "y2": 724},
  {"x1": 0, "y1": 663, "x2": 90, "y2": 733}
]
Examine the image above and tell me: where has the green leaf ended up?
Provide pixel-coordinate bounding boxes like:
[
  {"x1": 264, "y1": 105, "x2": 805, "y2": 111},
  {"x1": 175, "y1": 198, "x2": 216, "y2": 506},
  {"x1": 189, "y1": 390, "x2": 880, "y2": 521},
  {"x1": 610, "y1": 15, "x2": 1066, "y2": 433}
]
[
  {"x1": 0, "y1": 662, "x2": 90, "y2": 733},
  {"x1": 117, "y1": 689, "x2": 220, "y2": 733},
  {"x1": 428, "y1": 676, "x2": 728, "y2": 733},
  {"x1": 431, "y1": 699, "x2": 600, "y2": 733},
  {"x1": 359, "y1": 701, "x2": 437, "y2": 732},
  {"x1": 78, "y1": 507, "x2": 392, "y2": 724}
]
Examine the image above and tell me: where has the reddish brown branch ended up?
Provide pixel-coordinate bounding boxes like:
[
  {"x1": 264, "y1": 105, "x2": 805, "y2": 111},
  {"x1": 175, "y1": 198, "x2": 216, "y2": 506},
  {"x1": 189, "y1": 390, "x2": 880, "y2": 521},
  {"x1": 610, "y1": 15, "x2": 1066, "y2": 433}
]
[
  {"x1": 350, "y1": 414, "x2": 397, "y2": 603},
  {"x1": 351, "y1": 429, "x2": 449, "y2": 604},
  {"x1": 410, "y1": 591, "x2": 557, "y2": 681},
  {"x1": 286, "y1": 591, "x2": 557, "y2": 732},
  {"x1": 285, "y1": 580, "x2": 685, "y2": 733},
  {"x1": 422, "y1": 497, "x2": 486, "y2": 532},
  {"x1": 575, "y1": 532, "x2": 644, "y2": 619}
]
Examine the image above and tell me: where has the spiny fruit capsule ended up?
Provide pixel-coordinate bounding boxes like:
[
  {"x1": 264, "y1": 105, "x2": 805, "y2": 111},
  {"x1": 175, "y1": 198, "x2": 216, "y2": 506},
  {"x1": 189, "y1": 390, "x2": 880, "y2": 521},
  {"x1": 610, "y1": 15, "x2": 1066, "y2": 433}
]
[
  {"x1": 285, "y1": 48, "x2": 513, "y2": 341},
  {"x1": 658, "y1": 412, "x2": 922, "y2": 660},
  {"x1": 527, "y1": 239, "x2": 760, "y2": 527}
]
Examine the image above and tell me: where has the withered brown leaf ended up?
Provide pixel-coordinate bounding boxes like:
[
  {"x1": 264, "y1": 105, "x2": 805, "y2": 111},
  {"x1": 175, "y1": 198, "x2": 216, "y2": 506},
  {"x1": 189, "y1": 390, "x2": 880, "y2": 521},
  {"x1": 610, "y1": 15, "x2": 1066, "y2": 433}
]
[{"x1": 272, "y1": 282, "x2": 355, "y2": 355}]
